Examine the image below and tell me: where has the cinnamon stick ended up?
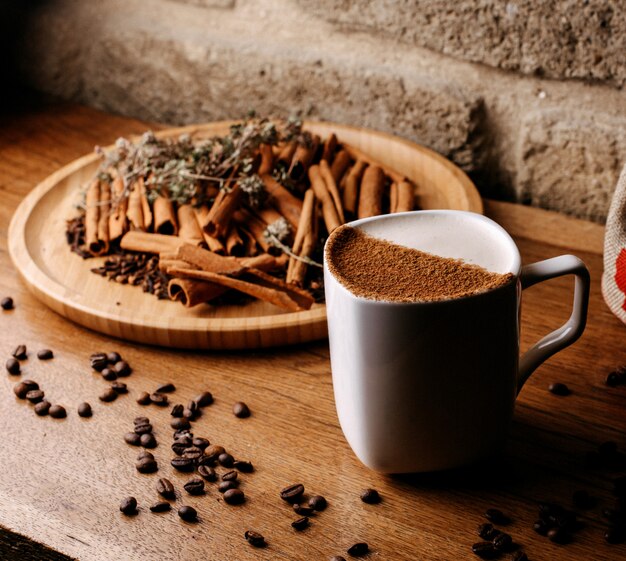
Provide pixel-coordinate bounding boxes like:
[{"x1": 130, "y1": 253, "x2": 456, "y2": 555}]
[
  {"x1": 319, "y1": 160, "x2": 345, "y2": 224},
  {"x1": 225, "y1": 227, "x2": 245, "y2": 257},
  {"x1": 168, "y1": 278, "x2": 226, "y2": 307},
  {"x1": 85, "y1": 178, "x2": 103, "y2": 255},
  {"x1": 108, "y1": 175, "x2": 128, "y2": 242},
  {"x1": 343, "y1": 160, "x2": 366, "y2": 215},
  {"x1": 308, "y1": 165, "x2": 341, "y2": 233},
  {"x1": 395, "y1": 180, "x2": 415, "y2": 213},
  {"x1": 287, "y1": 188, "x2": 316, "y2": 286},
  {"x1": 234, "y1": 209, "x2": 272, "y2": 253},
  {"x1": 261, "y1": 175, "x2": 302, "y2": 229},
  {"x1": 288, "y1": 135, "x2": 320, "y2": 181},
  {"x1": 203, "y1": 183, "x2": 241, "y2": 238},
  {"x1": 193, "y1": 206, "x2": 225, "y2": 254},
  {"x1": 96, "y1": 179, "x2": 111, "y2": 255},
  {"x1": 255, "y1": 206, "x2": 284, "y2": 226},
  {"x1": 358, "y1": 165, "x2": 385, "y2": 219},
  {"x1": 258, "y1": 143, "x2": 275, "y2": 176},
  {"x1": 154, "y1": 194, "x2": 178, "y2": 235},
  {"x1": 174, "y1": 244, "x2": 244, "y2": 275},
  {"x1": 120, "y1": 231, "x2": 185, "y2": 254},
  {"x1": 342, "y1": 142, "x2": 406, "y2": 183},
  {"x1": 330, "y1": 149, "x2": 351, "y2": 184},
  {"x1": 138, "y1": 177, "x2": 153, "y2": 231},
  {"x1": 127, "y1": 181, "x2": 144, "y2": 231},
  {"x1": 321, "y1": 133, "x2": 337, "y2": 162},
  {"x1": 177, "y1": 204, "x2": 204, "y2": 246},
  {"x1": 277, "y1": 141, "x2": 297, "y2": 168}
]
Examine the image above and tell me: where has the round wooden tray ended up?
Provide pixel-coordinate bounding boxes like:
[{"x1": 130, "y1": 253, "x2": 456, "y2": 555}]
[{"x1": 8, "y1": 121, "x2": 482, "y2": 349}]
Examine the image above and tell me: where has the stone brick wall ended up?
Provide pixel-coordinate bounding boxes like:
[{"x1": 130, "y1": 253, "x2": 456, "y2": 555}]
[{"x1": 19, "y1": 0, "x2": 626, "y2": 222}]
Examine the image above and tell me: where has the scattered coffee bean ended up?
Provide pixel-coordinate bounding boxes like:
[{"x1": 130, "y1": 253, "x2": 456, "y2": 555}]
[
  {"x1": 471, "y1": 542, "x2": 498, "y2": 559},
  {"x1": 244, "y1": 530, "x2": 266, "y2": 548},
  {"x1": 37, "y1": 349, "x2": 53, "y2": 360},
  {"x1": 150, "y1": 501, "x2": 171, "y2": 513},
  {"x1": 1, "y1": 297, "x2": 14, "y2": 310},
  {"x1": 219, "y1": 480, "x2": 239, "y2": 493},
  {"x1": 360, "y1": 488, "x2": 381, "y2": 504},
  {"x1": 602, "y1": 507, "x2": 626, "y2": 524},
  {"x1": 234, "y1": 460, "x2": 254, "y2": 473},
  {"x1": 140, "y1": 433, "x2": 157, "y2": 449},
  {"x1": 204, "y1": 445, "x2": 226, "y2": 462},
  {"x1": 192, "y1": 437, "x2": 210, "y2": 450},
  {"x1": 223, "y1": 488, "x2": 245, "y2": 505},
  {"x1": 99, "y1": 388, "x2": 118, "y2": 402},
  {"x1": 292, "y1": 516, "x2": 309, "y2": 531},
  {"x1": 12, "y1": 345, "x2": 27, "y2": 360},
  {"x1": 175, "y1": 433, "x2": 193, "y2": 446},
  {"x1": 281, "y1": 483, "x2": 305, "y2": 503},
  {"x1": 150, "y1": 392, "x2": 168, "y2": 406},
  {"x1": 492, "y1": 532, "x2": 513, "y2": 552},
  {"x1": 136, "y1": 457, "x2": 158, "y2": 474},
  {"x1": 171, "y1": 404, "x2": 184, "y2": 418},
  {"x1": 49, "y1": 405, "x2": 66, "y2": 419},
  {"x1": 171, "y1": 457, "x2": 195, "y2": 472},
  {"x1": 186, "y1": 400, "x2": 198, "y2": 413},
  {"x1": 533, "y1": 519, "x2": 550, "y2": 536},
  {"x1": 194, "y1": 391, "x2": 213, "y2": 407},
  {"x1": 120, "y1": 496, "x2": 137, "y2": 515},
  {"x1": 34, "y1": 400, "x2": 51, "y2": 416},
  {"x1": 26, "y1": 389, "x2": 45, "y2": 403},
  {"x1": 90, "y1": 353, "x2": 108, "y2": 372},
  {"x1": 293, "y1": 504, "x2": 315, "y2": 516},
  {"x1": 218, "y1": 453, "x2": 234, "y2": 468},
  {"x1": 183, "y1": 447, "x2": 204, "y2": 461},
  {"x1": 510, "y1": 552, "x2": 528, "y2": 561},
  {"x1": 572, "y1": 489, "x2": 595, "y2": 509},
  {"x1": 178, "y1": 505, "x2": 198, "y2": 522},
  {"x1": 485, "y1": 508, "x2": 511, "y2": 525},
  {"x1": 548, "y1": 382, "x2": 570, "y2": 396},
  {"x1": 124, "y1": 432, "x2": 141, "y2": 446},
  {"x1": 184, "y1": 478, "x2": 205, "y2": 496},
  {"x1": 156, "y1": 382, "x2": 175, "y2": 393},
  {"x1": 171, "y1": 441, "x2": 188, "y2": 456},
  {"x1": 137, "y1": 451, "x2": 154, "y2": 461},
  {"x1": 171, "y1": 418, "x2": 191, "y2": 430},
  {"x1": 156, "y1": 478, "x2": 175, "y2": 499},
  {"x1": 134, "y1": 423, "x2": 153, "y2": 435},
  {"x1": 605, "y1": 526, "x2": 626, "y2": 544},
  {"x1": 477, "y1": 523, "x2": 499, "y2": 540},
  {"x1": 111, "y1": 381, "x2": 128, "y2": 394},
  {"x1": 134, "y1": 416, "x2": 150, "y2": 425},
  {"x1": 113, "y1": 361, "x2": 131, "y2": 377},
  {"x1": 101, "y1": 368, "x2": 117, "y2": 381},
  {"x1": 233, "y1": 401, "x2": 250, "y2": 418},
  {"x1": 14, "y1": 380, "x2": 38, "y2": 398},
  {"x1": 6, "y1": 358, "x2": 20, "y2": 375},
  {"x1": 222, "y1": 470, "x2": 238, "y2": 482},
  {"x1": 547, "y1": 527, "x2": 570, "y2": 544},
  {"x1": 606, "y1": 369, "x2": 625, "y2": 387},
  {"x1": 136, "y1": 391, "x2": 151, "y2": 405},
  {"x1": 182, "y1": 408, "x2": 197, "y2": 421},
  {"x1": 308, "y1": 495, "x2": 327, "y2": 511},
  {"x1": 198, "y1": 465, "x2": 217, "y2": 482},
  {"x1": 347, "y1": 543, "x2": 369, "y2": 557},
  {"x1": 77, "y1": 402, "x2": 92, "y2": 418},
  {"x1": 106, "y1": 351, "x2": 122, "y2": 364}
]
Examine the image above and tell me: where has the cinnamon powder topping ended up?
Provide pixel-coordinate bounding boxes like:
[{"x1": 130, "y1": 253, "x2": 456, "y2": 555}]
[{"x1": 326, "y1": 225, "x2": 514, "y2": 302}]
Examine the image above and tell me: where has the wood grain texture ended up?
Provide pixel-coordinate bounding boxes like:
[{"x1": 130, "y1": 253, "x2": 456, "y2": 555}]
[
  {"x1": 1, "y1": 103, "x2": 625, "y2": 561},
  {"x1": 7, "y1": 120, "x2": 480, "y2": 350}
]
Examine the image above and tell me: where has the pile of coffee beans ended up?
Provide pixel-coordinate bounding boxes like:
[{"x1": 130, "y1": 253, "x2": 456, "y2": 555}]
[
  {"x1": 471, "y1": 509, "x2": 520, "y2": 559},
  {"x1": 90, "y1": 351, "x2": 132, "y2": 382}
]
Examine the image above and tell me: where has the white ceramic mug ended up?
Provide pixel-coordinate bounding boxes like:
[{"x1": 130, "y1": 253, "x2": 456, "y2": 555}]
[{"x1": 324, "y1": 210, "x2": 590, "y2": 473}]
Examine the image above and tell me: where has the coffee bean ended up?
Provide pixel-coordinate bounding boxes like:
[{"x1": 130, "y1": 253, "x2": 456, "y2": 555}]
[
  {"x1": 197, "y1": 454, "x2": 217, "y2": 467},
  {"x1": 26, "y1": 389, "x2": 45, "y2": 403},
  {"x1": 572, "y1": 489, "x2": 595, "y2": 509},
  {"x1": 186, "y1": 400, "x2": 198, "y2": 413},
  {"x1": 14, "y1": 380, "x2": 38, "y2": 399},
  {"x1": 510, "y1": 552, "x2": 528, "y2": 561},
  {"x1": 178, "y1": 505, "x2": 198, "y2": 522},
  {"x1": 171, "y1": 441, "x2": 188, "y2": 456},
  {"x1": 547, "y1": 527, "x2": 570, "y2": 544},
  {"x1": 150, "y1": 501, "x2": 171, "y2": 513},
  {"x1": 1, "y1": 297, "x2": 14, "y2": 310},
  {"x1": 136, "y1": 457, "x2": 158, "y2": 474},
  {"x1": 99, "y1": 388, "x2": 118, "y2": 402},
  {"x1": 184, "y1": 478, "x2": 205, "y2": 496},
  {"x1": 6, "y1": 358, "x2": 21, "y2": 375},
  {"x1": 49, "y1": 405, "x2": 66, "y2": 419},
  {"x1": 182, "y1": 408, "x2": 198, "y2": 420},
  {"x1": 308, "y1": 495, "x2": 327, "y2": 511},
  {"x1": 471, "y1": 542, "x2": 498, "y2": 559},
  {"x1": 280, "y1": 483, "x2": 305, "y2": 503},
  {"x1": 234, "y1": 460, "x2": 254, "y2": 473},
  {"x1": 602, "y1": 507, "x2": 626, "y2": 524},
  {"x1": 171, "y1": 404, "x2": 184, "y2": 417},
  {"x1": 183, "y1": 447, "x2": 203, "y2": 461},
  {"x1": 113, "y1": 361, "x2": 131, "y2": 377},
  {"x1": 171, "y1": 418, "x2": 190, "y2": 430},
  {"x1": 175, "y1": 433, "x2": 193, "y2": 446},
  {"x1": 485, "y1": 508, "x2": 510, "y2": 525},
  {"x1": 77, "y1": 402, "x2": 92, "y2": 418},
  {"x1": 223, "y1": 488, "x2": 245, "y2": 505},
  {"x1": 140, "y1": 433, "x2": 157, "y2": 449},
  {"x1": 360, "y1": 488, "x2": 381, "y2": 504},
  {"x1": 204, "y1": 444, "x2": 226, "y2": 462},
  {"x1": 106, "y1": 351, "x2": 121, "y2": 364},
  {"x1": 218, "y1": 453, "x2": 234, "y2": 467},
  {"x1": 34, "y1": 400, "x2": 51, "y2": 416},
  {"x1": 150, "y1": 392, "x2": 168, "y2": 406},
  {"x1": 198, "y1": 465, "x2": 217, "y2": 482},
  {"x1": 219, "y1": 480, "x2": 239, "y2": 493},
  {"x1": 37, "y1": 349, "x2": 53, "y2": 360},
  {"x1": 194, "y1": 391, "x2": 213, "y2": 407},
  {"x1": 293, "y1": 504, "x2": 315, "y2": 516},
  {"x1": 90, "y1": 353, "x2": 108, "y2": 372},
  {"x1": 605, "y1": 526, "x2": 626, "y2": 544},
  {"x1": 222, "y1": 470, "x2": 238, "y2": 482},
  {"x1": 101, "y1": 368, "x2": 117, "y2": 381},
  {"x1": 156, "y1": 478, "x2": 175, "y2": 499},
  {"x1": 111, "y1": 381, "x2": 128, "y2": 394},
  {"x1": 292, "y1": 516, "x2": 309, "y2": 530},
  {"x1": 492, "y1": 532, "x2": 513, "y2": 552},
  {"x1": 192, "y1": 437, "x2": 210, "y2": 450},
  {"x1": 606, "y1": 370, "x2": 625, "y2": 387},
  {"x1": 244, "y1": 530, "x2": 266, "y2": 548},
  {"x1": 134, "y1": 423, "x2": 153, "y2": 435},
  {"x1": 156, "y1": 382, "x2": 175, "y2": 393},
  {"x1": 136, "y1": 392, "x2": 151, "y2": 405},
  {"x1": 233, "y1": 401, "x2": 250, "y2": 418},
  {"x1": 120, "y1": 497, "x2": 137, "y2": 515},
  {"x1": 477, "y1": 523, "x2": 499, "y2": 540},
  {"x1": 12, "y1": 345, "x2": 27, "y2": 360},
  {"x1": 171, "y1": 457, "x2": 195, "y2": 472},
  {"x1": 134, "y1": 416, "x2": 150, "y2": 425},
  {"x1": 532, "y1": 519, "x2": 550, "y2": 536},
  {"x1": 347, "y1": 543, "x2": 368, "y2": 557},
  {"x1": 137, "y1": 451, "x2": 154, "y2": 461},
  {"x1": 124, "y1": 432, "x2": 141, "y2": 446},
  {"x1": 548, "y1": 382, "x2": 570, "y2": 396}
]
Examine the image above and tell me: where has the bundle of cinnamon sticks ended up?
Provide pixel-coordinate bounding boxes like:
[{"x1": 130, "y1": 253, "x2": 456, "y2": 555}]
[{"x1": 72, "y1": 123, "x2": 417, "y2": 311}]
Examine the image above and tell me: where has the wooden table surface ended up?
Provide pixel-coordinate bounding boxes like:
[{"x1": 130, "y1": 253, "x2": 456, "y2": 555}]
[{"x1": 1, "y1": 102, "x2": 625, "y2": 561}]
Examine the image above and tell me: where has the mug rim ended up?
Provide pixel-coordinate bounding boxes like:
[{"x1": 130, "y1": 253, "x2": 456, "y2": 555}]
[{"x1": 323, "y1": 209, "x2": 522, "y2": 307}]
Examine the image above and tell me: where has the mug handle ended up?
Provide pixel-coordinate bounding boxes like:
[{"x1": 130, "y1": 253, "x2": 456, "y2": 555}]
[{"x1": 517, "y1": 255, "x2": 590, "y2": 394}]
